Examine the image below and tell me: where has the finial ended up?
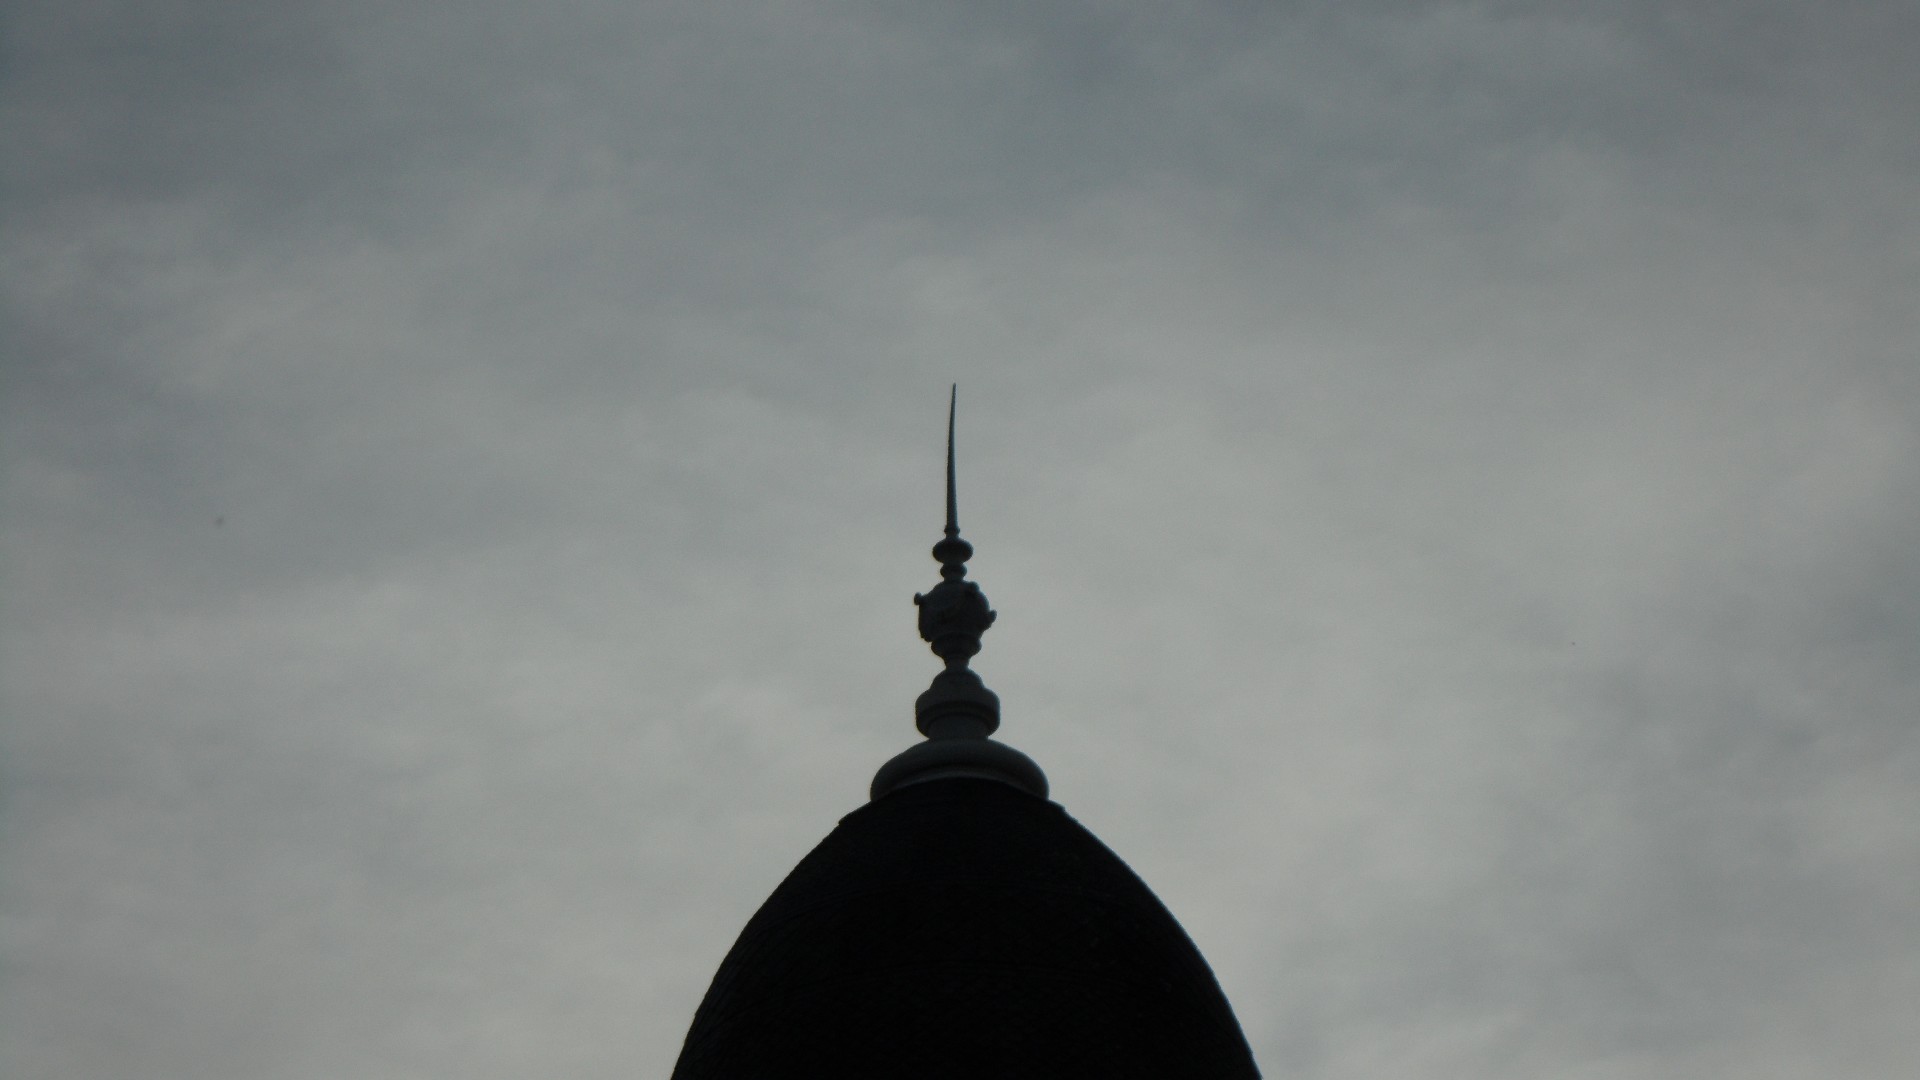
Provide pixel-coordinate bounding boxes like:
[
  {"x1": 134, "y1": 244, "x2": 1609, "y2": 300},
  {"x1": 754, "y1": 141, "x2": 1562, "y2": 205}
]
[
  {"x1": 932, "y1": 385, "x2": 972, "y2": 582},
  {"x1": 946, "y1": 384, "x2": 958, "y2": 537},
  {"x1": 871, "y1": 387, "x2": 1048, "y2": 801},
  {"x1": 915, "y1": 385, "x2": 993, "y2": 684}
]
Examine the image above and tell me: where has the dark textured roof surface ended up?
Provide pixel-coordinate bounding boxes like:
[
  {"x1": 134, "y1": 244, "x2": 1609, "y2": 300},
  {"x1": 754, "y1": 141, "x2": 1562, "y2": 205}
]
[{"x1": 671, "y1": 778, "x2": 1260, "y2": 1079}]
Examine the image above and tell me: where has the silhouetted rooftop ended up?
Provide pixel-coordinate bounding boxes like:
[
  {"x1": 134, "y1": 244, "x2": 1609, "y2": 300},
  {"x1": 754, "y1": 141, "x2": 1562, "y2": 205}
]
[
  {"x1": 671, "y1": 393, "x2": 1257, "y2": 1076},
  {"x1": 670, "y1": 777, "x2": 1260, "y2": 1079}
]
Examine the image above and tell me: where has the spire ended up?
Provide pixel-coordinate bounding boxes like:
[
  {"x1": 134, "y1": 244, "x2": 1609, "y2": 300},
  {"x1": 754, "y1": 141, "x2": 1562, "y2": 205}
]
[
  {"x1": 945, "y1": 385, "x2": 959, "y2": 540},
  {"x1": 871, "y1": 387, "x2": 1048, "y2": 801},
  {"x1": 918, "y1": 386, "x2": 992, "y2": 682}
]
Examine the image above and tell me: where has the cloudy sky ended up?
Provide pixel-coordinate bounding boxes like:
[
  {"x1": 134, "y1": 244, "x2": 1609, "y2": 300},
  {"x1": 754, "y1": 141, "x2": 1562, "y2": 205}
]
[{"x1": 3, "y1": 1, "x2": 1916, "y2": 1077}]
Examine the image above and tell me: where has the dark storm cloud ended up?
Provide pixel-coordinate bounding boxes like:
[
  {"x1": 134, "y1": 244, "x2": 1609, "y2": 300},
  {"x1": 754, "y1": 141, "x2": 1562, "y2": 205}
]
[{"x1": 4, "y1": 2, "x2": 1916, "y2": 1078}]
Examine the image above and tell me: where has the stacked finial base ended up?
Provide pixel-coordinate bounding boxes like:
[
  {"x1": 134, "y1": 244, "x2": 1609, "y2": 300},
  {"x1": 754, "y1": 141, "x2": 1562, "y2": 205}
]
[{"x1": 870, "y1": 736, "x2": 1049, "y2": 800}]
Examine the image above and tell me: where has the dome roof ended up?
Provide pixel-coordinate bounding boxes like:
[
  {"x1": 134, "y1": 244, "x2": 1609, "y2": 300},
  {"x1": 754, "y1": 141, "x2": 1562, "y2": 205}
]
[
  {"x1": 671, "y1": 394, "x2": 1258, "y2": 1076},
  {"x1": 669, "y1": 777, "x2": 1260, "y2": 1079}
]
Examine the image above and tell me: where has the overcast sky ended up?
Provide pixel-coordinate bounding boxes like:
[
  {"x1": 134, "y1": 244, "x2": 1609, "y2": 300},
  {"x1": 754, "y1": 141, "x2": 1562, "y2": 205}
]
[{"x1": 3, "y1": 2, "x2": 1917, "y2": 1077}]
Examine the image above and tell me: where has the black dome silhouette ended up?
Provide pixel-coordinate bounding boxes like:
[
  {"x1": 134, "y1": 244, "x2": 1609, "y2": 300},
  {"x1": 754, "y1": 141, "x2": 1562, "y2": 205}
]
[{"x1": 670, "y1": 777, "x2": 1260, "y2": 1080}]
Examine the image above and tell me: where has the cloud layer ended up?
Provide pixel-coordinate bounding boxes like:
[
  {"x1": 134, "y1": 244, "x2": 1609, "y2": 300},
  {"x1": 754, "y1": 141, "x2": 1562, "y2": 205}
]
[{"x1": 4, "y1": 2, "x2": 1916, "y2": 1077}]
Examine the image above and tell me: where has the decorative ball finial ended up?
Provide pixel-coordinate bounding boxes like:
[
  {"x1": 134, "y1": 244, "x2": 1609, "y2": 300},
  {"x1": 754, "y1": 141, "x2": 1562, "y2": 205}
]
[
  {"x1": 915, "y1": 386, "x2": 996, "y2": 675},
  {"x1": 871, "y1": 387, "x2": 1048, "y2": 801}
]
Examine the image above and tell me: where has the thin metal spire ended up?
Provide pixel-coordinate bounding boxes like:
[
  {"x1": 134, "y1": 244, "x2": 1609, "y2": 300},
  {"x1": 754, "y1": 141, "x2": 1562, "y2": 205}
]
[
  {"x1": 870, "y1": 386, "x2": 1048, "y2": 801},
  {"x1": 945, "y1": 384, "x2": 959, "y2": 538},
  {"x1": 931, "y1": 385, "x2": 973, "y2": 585}
]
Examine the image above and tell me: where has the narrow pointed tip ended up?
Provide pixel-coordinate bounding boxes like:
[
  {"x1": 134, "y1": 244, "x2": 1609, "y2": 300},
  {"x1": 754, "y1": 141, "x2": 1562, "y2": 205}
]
[{"x1": 945, "y1": 385, "x2": 959, "y2": 536}]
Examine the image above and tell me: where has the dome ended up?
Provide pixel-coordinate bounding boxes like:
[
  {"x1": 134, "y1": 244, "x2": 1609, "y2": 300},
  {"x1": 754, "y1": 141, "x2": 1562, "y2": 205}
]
[
  {"x1": 669, "y1": 391, "x2": 1259, "y2": 1077},
  {"x1": 669, "y1": 777, "x2": 1260, "y2": 1079}
]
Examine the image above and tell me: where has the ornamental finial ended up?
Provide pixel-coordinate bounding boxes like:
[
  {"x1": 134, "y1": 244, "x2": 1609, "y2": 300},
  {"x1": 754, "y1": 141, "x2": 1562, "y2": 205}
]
[
  {"x1": 915, "y1": 386, "x2": 995, "y2": 693},
  {"x1": 945, "y1": 385, "x2": 959, "y2": 539},
  {"x1": 872, "y1": 387, "x2": 1047, "y2": 801},
  {"x1": 930, "y1": 387, "x2": 972, "y2": 583}
]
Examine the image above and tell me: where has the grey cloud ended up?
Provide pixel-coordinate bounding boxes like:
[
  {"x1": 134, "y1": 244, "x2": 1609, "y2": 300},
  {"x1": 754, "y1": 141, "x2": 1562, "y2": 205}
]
[{"x1": 4, "y1": 2, "x2": 1916, "y2": 1078}]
